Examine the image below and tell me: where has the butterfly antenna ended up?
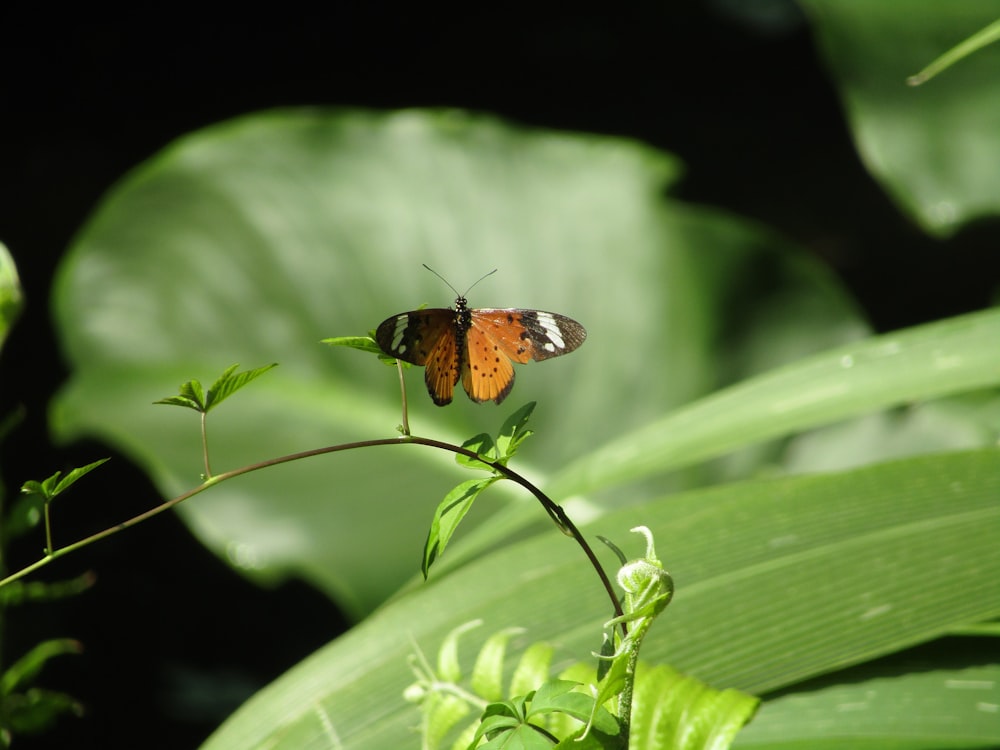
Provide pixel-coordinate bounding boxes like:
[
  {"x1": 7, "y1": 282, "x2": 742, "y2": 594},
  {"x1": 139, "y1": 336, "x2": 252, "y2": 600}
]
[{"x1": 422, "y1": 264, "x2": 498, "y2": 298}]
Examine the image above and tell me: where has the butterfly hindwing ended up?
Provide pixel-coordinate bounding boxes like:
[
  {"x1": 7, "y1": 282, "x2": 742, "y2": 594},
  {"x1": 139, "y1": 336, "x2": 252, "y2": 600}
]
[
  {"x1": 425, "y1": 326, "x2": 461, "y2": 405},
  {"x1": 462, "y1": 323, "x2": 516, "y2": 404},
  {"x1": 470, "y1": 309, "x2": 587, "y2": 363}
]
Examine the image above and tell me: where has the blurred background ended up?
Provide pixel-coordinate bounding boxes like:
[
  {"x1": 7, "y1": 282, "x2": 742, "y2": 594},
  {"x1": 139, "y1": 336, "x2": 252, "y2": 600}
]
[{"x1": 2, "y1": 4, "x2": 998, "y2": 748}]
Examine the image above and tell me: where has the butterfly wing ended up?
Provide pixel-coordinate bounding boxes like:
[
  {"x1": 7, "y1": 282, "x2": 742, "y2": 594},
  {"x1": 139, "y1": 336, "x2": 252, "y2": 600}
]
[
  {"x1": 469, "y1": 309, "x2": 587, "y2": 363},
  {"x1": 461, "y1": 324, "x2": 516, "y2": 404},
  {"x1": 375, "y1": 309, "x2": 460, "y2": 405}
]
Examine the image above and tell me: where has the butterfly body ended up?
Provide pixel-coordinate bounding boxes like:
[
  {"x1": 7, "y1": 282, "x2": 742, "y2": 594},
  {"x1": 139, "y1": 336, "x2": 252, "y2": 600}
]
[{"x1": 376, "y1": 295, "x2": 586, "y2": 406}]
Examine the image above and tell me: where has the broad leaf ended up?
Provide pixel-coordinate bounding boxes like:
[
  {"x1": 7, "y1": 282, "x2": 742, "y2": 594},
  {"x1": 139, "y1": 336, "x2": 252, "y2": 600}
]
[
  {"x1": 198, "y1": 448, "x2": 1000, "y2": 749},
  {"x1": 50, "y1": 109, "x2": 864, "y2": 616},
  {"x1": 802, "y1": 1, "x2": 1000, "y2": 235}
]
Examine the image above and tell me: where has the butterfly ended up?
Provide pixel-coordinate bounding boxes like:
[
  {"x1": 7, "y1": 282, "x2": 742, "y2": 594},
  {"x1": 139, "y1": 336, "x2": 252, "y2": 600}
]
[{"x1": 375, "y1": 267, "x2": 587, "y2": 406}]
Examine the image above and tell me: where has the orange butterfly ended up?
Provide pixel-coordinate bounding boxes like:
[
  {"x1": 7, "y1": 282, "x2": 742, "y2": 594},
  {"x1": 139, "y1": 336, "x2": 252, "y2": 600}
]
[{"x1": 375, "y1": 268, "x2": 587, "y2": 405}]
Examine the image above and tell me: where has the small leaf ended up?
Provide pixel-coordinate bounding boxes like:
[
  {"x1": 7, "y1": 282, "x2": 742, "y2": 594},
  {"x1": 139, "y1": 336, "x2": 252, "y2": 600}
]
[
  {"x1": 154, "y1": 379, "x2": 206, "y2": 411},
  {"x1": 0, "y1": 574, "x2": 95, "y2": 608},
  {"x1": 151, "y1": 394, "x2": 203, "y2": 410},
  {"x1": 0, "y1": 640, "x2": 82, "y2": 696},
  {"x1": 437, "y1": 620, "x2": 483, "y2": 685},
  {"x1": 179, "y1": 378, "x2": 207, "y2": 409},
  {"x1": 51, "y1": 457, "x2": 110, "y2": 497},
  {"x1": 421, "y1": 692, "x2": 470, "y2": 750},
  {"x1": 204, "y1": 362, "x2": 278, "y2": 410},
  {"x1": 423, "y1": 478, "x2": 498, "y2": 577},
  {"x1": 456, "y1": 433, "x2": 498, "y2": 470},
  {"x1": 2, "y1": 687, "x2": 84, "y2": 735},
  {"x1": 530, "y1": 682, "x2": 619, "y2": 736},
  {"x1": 471, "y1": 627, "x2": 526, "y2": 702},
  {"x1": 494, "y1": 402, "x2": 536, "y2": 461},
  {"x1": 18, "y1": 479, "x2": 51, "y2": 502},
  {"x1": 509, "y1": 642, "x2": 555, "y2": 700},
  {"x1": 321, "y1": 335, "x2": 383, "y2": 355}
]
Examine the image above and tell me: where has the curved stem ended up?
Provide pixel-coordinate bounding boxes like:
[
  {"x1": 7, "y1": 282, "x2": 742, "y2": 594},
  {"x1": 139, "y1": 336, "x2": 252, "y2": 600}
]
[{"x1": 0, "y1": 435, "x2": 624, "y2": 627}]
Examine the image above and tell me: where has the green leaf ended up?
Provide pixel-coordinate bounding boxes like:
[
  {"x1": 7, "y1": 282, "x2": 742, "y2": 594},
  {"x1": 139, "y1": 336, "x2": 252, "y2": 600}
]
[
  {"x1": 629, "y1": 664, "x2": 758, "y2": 750},
  {"x1": 18, "y1": 458, "x2": 109, "y2": 504},
  {"x1": 423, "y1": 478, "x2": 499, "y2": 577},
  {"x1": 736, "y1": 661, "x2": 999, "y2": 749},
  {"x1": 198, "y1": 449, "x2": 999, "y2": 749},
  {"x1": 321, "y1": 335, "x2": 384, "y2": 356},
  {"x1": 471, "y1": 627, "x2": 526, "y2": 702},
  {"x1": 0, "y1": 574, "x2": 94, "y2": 608},
  {"x1": 0, "y1": 242, "x2": 23, "y2": 352},
  {"x1": 0, "y1": 688, "x2": 83, "y2": 736},
  {"x1": 437, "y1": 620, "x2": 484, "y2": 685},
  {"x1": 51, "y1": 109, "x2": 864, "y2": 617},
  {"x1": 204, "y1": 363, "x2": 278, "y2": 410},
  {"x1": 457, "y1": 433, "x2": 499, "y2": 470},
  {"x1": 801, "y1": 1, "x2": 1000, "y2": 236},
  {"x1": 550, "y1": 308, "x2": 1000, "y2": 500},
  {"x1": 0, "y1": 640, "x2": 82, "y2": 696},
  {"x1": 494, "y1": 402, "x2": 536, "y2": 462},
  {"x1": 51, "y1": 457, "x2": 110, "y2": 496},
  {"x1": 509, "y1": 642, "x2": 555, "y2": 700},
  {"x1": 154, "y1": 378, "x2": 206, "y2": 411}
]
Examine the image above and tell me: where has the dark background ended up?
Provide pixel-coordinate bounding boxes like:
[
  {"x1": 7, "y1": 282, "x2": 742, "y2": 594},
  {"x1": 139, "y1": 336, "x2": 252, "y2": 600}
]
[{"x1": 2, "y1": 5, "x2": 998, "y2": 748}]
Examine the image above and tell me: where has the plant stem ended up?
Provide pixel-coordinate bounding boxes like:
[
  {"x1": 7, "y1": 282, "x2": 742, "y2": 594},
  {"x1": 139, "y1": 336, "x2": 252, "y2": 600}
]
[
  {"x1": 0, "y1": 435, "x2": 625, "y2": 626},
  {"x1": 201, "y1": 410, "x2": 213, "y2": 478}
]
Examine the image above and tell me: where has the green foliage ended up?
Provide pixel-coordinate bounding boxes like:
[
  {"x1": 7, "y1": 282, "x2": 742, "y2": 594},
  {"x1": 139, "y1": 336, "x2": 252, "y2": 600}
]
[
  {"x1": 407, "y1": 607, "x2": 756, "y2": 750},
  {"x1": 423, "y1": 403, "x2": 537, "y2": 576},
  {"x1": 0, "y1": 252, "x2": 88, "y2": 743},
  {"x1": 154, "y1": 363, "x2": 278, "y2": 413},
  {"x1": 801, "y1": 2, "x2": 1000, "y2": 236},
  {"x1": 0, "y1": 243, "x2": 23, "y2": 353},
  {"x1": 19, "y1": 458, "x2": 110, "y2": 505},
  {"x1": 30, "y1": 5, "x2": 1000, "y2": 749}
]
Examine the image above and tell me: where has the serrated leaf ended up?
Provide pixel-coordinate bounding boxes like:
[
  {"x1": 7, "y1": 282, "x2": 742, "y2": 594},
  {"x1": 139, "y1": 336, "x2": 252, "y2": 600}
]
[
  {"x1": 151, "y1": 394, "x2": 203, "y2": 410},
  {"x1": 51, "y1": 457, "x2": 110, "y2": 497},
  {"x1": 423, "y1": 478, "x2": 498, "y2": 577},
  {"x1": 205, "y1": 363, "x2": 277, "y2": 410},
  {"x1": 494, "y1": 402, "x2": 536, "y2": 462},
  {"x1": 471, "y1": 628, "x2": 526, "y2": 702},
  {"x1": 179, "y1": 379, "x2": 207, "y2": 410}
]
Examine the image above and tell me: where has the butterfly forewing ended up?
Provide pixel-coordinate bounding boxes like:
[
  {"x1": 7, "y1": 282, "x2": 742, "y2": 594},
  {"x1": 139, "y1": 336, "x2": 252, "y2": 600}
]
[
  {"x1": 462, "y1": 324, "x2": 516, "y2": 404},
  {"x1": 470, "y1": 309, "x2": 587, "y2": 362},
  {"x1": 375, "y1": 309, "x2": 453, "y2": 365}
]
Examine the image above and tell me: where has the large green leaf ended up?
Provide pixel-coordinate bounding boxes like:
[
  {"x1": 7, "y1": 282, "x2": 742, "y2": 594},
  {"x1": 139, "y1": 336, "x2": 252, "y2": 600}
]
[
  {"x1": 801, "y1": 1, "x2": 1000, "y2": 236},
  {"x1": 199, "y1": 448, "x2": 1000, "y2": 749},
  {"x1": 0, "y1": 242, "x2": 23, "y2": 353},
  {"x1": 735, "y1": 661, "x2": 1000, "y2": 750},
  {"x1": 50, "y1": 109, "x2": 863, "y2": 617}
]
